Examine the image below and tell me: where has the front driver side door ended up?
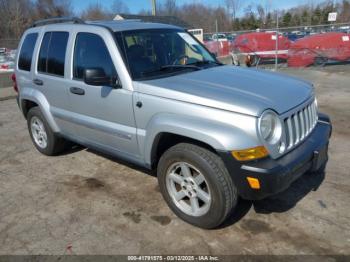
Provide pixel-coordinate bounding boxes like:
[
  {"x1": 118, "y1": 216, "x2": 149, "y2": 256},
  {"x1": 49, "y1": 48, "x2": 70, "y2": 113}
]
[{"x1": 66, "y1": 32, "x2": 140, "y2": 160}]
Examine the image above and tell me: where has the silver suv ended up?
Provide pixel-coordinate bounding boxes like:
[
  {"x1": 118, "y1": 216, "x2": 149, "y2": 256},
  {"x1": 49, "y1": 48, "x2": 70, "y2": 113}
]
[{"x1": 14, "y1": 18, "x2": 332, "y2": 228}]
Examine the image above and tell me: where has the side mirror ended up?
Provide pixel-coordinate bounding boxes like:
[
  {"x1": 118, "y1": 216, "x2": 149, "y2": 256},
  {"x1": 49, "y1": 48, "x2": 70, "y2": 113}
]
[{"x1": 83, "y1": 68, "x2": 121, "y2": 88}]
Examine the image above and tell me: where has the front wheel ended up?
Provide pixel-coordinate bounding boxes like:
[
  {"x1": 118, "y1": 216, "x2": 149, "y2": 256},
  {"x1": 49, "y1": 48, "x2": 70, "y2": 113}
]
[{"x1": 157, "y1": 143, "x2": 238, "y2": 229}]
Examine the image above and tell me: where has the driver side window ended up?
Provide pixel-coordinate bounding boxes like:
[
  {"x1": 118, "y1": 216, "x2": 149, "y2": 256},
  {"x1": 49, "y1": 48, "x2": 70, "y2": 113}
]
[{"x1": 73, "y1": 33, "x2": 117, "y2": 82}]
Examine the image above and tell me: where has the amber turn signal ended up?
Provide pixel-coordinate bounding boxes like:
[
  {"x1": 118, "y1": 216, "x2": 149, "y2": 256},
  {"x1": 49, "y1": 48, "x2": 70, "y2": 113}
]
[
  {"x1": 231, "y1": 146, "x2": 269, "y2": 161},
  {"x1": 246, "y1": 177, "x2": 261, "y2": 189}
]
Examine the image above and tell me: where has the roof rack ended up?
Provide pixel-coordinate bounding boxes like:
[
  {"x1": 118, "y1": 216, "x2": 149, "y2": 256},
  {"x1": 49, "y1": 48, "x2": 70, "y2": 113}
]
[{"x1": 32, "y1": 17, "x2": 85, "y2": 27}]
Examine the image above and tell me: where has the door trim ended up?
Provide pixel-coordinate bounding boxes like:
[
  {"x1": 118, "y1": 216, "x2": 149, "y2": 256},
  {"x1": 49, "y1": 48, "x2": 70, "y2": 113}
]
[{"x1": 51, "y1": 106, "x2": 134, "y2": 141}]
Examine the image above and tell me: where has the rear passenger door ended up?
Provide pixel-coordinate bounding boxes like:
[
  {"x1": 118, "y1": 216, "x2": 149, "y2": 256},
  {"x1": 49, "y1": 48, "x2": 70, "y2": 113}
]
[
  {"x1": 66, "y1": 32, "x2": 139, "y2": 158},
  {"x1": 34, "y1": 31, "x2": 75, "y2": 135}
]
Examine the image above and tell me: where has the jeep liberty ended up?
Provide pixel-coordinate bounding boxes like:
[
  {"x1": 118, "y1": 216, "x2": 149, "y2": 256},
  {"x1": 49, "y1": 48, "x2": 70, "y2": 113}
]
[{"x1": 14, "y1": 18, "x2": 332, "y2": 228}]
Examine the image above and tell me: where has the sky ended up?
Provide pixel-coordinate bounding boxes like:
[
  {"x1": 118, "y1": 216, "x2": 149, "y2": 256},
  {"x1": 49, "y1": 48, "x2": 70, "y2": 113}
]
[{"x1": 71, "y1": 0, "x2": 331, "y2": 15}]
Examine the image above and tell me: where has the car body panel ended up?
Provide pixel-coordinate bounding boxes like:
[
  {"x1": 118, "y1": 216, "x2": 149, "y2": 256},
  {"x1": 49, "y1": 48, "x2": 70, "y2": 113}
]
[
  {"x1": 62, "y1": 25, "x2": 139, "y2": 157},
  {"x1": 131, "y1": 88, "x2": 260, "y2": 166},
  {"x1": 137, "y1": 65, "x2": 313, "y2": 116}
]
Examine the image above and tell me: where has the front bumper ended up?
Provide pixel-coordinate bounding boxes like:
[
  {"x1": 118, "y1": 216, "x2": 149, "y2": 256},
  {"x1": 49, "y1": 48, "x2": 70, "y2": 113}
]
[{"x1": 219, "y1": 113, "x2": 332, "y2": 200}]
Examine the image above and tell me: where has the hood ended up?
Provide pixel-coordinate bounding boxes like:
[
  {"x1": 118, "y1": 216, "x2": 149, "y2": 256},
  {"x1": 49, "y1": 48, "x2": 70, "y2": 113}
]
[{"x1": 135, "y1": 65, "x2": 313, "y2": 116}]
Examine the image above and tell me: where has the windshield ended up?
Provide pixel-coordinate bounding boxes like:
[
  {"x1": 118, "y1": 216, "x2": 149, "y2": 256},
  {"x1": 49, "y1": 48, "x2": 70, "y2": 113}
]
[{"x1": 115, "y1": 29, "x2": 218, "y2": 80}]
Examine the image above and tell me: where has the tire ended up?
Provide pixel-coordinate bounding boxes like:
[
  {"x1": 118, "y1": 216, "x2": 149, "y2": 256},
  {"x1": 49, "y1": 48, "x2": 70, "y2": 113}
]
[
  {"x1": 250, "y1": 55, "x2": 259, "y2": 66},
  {"x1": 157, "y1": 143, "x2": 238, "y2": 229},
  {"x1": 314, "y1": 57, "x2": 327, "y2": 66},
  {"x1": 27, "y1": 106, "x2": 67, "y2": 156}
]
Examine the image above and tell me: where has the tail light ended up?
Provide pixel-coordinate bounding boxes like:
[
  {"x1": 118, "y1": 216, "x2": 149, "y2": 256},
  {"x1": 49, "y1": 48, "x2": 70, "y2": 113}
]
[{"x1": 11, "y1": 73, "x2": 18, "y2": 93}]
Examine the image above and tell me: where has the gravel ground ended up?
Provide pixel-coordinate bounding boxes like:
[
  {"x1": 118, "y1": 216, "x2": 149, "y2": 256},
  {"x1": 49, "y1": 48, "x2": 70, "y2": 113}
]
[{"x1": 0, "y1": 66, "x2": 349, "y2": 255}]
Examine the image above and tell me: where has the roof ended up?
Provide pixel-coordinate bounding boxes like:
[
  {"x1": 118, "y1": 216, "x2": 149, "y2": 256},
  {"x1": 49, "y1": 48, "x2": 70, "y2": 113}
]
[
  {"x1": 114, "y1": 14, "x2": 191, "y2": 29},
  {"x1": 28, "y1": 17, "x2": 184, "y2": 32},
  {"x1": 89, "y1": 20, "x2": 182, "y2": 32}
]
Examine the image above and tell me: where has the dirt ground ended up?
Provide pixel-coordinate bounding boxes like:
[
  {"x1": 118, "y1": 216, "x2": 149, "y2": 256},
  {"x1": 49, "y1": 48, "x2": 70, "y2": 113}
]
[{"x1": 0, "y1": 66, "x2": 349, "y2": 255}]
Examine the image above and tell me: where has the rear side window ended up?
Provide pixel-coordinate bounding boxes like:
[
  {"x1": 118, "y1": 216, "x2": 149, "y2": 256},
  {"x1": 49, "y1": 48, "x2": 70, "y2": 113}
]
[
  {"x1": 38, "y1": 33, "x2": 50, "y2": 73},
  {"x1": 73, "y1": 33, "x2": 116, "y2": 80},
  {"x1": 18, "y1": 33, "x2": 38, "y2": 71},
  {"x1": 38, "y1": 32, "x2": 69, "y2": 76}
]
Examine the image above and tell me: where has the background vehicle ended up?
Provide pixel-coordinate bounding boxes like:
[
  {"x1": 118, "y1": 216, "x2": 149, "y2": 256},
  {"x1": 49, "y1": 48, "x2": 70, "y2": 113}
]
[
  {"x1": 286, "y1": 31, "x2": 308, "y2": 42},
  {"x1": 231, "y1": 32, "x2": 291, "y2": 66},
  {"x1": 7, "y1": 49, "x2": 17, "y2": 60},
  {"x1": 212, "y1": 33, "x2": 228, "y2": 41},
  {"x1": 288, "y1": 32, "x2": 350, "y2": 67},
  {"x1": 15, "y1": 18, "x2": 331, "y2": 229},
  {"x1": 0, "y1": 54, "x2": 14, "y2": 72},
  {"x1": 203, "y1": 34, "x2": 213, "y2": 43}
]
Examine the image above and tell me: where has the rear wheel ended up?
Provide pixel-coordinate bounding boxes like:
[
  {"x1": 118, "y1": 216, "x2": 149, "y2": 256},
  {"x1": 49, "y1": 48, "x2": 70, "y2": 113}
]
[
  {"x1": 314, "y1": 56, "x2": 327, "y2": 66},
  {"x1": 27, "y1": 107, "x2": 68, "y2": 156},
  {"x1": 157, "y1": 143, "x2": 238, "y2": 229}
]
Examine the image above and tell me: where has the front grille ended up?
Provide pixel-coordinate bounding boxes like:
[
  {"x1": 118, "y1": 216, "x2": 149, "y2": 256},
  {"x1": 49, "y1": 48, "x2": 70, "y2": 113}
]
[{"x1": 284, "y1": 100, "x2": 318, "y2": 150}]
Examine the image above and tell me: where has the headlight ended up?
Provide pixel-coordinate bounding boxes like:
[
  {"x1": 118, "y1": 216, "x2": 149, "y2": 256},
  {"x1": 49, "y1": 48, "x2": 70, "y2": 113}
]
[{"x1": 259, "y1": 110, "x2": 282, "y2": 144}]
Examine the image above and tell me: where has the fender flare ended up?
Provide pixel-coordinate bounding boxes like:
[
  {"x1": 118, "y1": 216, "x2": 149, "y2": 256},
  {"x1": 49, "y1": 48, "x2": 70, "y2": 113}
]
[
  {"x1": 19, "y1": 87, "x2": 60, "y2": 133},
  {"x1": 142, "y1": 113, "x2": 260, "y2": 166}
]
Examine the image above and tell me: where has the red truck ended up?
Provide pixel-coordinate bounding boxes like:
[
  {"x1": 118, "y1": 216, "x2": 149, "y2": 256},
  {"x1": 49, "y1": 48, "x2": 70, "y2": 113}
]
[
  {"x1": 288, "y1": 32, "x2": 350, "y2": 67},
  {"x1": 231, "y1": 32, "x2": 291, "y2": 66}
]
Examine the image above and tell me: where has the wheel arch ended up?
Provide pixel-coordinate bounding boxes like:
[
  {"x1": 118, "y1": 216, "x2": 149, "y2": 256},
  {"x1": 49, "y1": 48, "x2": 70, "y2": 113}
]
[
  {"x1": 142, "y1": 113, "x2": 259, "y2": 169},
  {"x1": 19, "y1": 87, "x2": 60, "y2": 132},
  {"x1": 150, "y1": 132, "x2": 218, "y2": 169}
]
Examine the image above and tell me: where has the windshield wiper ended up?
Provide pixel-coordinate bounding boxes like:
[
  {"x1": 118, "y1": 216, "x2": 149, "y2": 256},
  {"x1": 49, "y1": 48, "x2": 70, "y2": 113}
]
[
  {"x1": 188, "y1": 60, "x2": 223, "y2": 66},
  {"x1": 161, "y1": 64, "x2": 202, "y2": 70},
  {"x1": 141, "y1": 64, "x2": 201, "y2": 76}
]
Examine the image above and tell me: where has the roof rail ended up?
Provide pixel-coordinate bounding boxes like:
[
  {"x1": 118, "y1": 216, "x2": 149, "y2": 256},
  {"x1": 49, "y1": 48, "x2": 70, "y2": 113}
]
[{"x1": 32, "y1": 17, "x2": 85, "y2": 27}]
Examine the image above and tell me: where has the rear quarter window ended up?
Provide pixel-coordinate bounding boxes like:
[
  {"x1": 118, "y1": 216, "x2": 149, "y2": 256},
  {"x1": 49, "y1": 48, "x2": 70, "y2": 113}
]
[
  {"x1": 18, "y1": 33, "x2": 38, "y2": 71},
  {"x1": 38, "y1": 31, "x2": 69, "y2": 77}
]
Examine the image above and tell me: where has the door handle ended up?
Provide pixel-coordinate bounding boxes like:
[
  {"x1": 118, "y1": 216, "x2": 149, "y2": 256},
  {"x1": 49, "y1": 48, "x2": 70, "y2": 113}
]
[
  {"x1": 33, "y1": 79, "x2": 43, "y2": 86},
  {"x1": 70, "y1": 87, "x2": 85, "y2": 95}
]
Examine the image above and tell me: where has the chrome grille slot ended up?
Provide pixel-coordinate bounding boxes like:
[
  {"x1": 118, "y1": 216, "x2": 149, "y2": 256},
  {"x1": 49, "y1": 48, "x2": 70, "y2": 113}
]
[
  {"x1": 307, "y1": 105, "x2": 312, "y2": 131},
  {"x1": 293, "y1": 113, "x2": 300, "y2": 144},
  {"x1": 299, "y1": 111, "x2": 305, "y2": 139},
  {"x1": 284, "y1": 100, "x2": 318, "y2": 150},
  {"x1": 304, "y1": 107, "x2": 311, "y2": 134},
  {"x1": 308, "y1": 105, "x2": 312, "y2": 131},
  {"x1": 285, "y1": 117, "x2": 293, "y2": 148}
]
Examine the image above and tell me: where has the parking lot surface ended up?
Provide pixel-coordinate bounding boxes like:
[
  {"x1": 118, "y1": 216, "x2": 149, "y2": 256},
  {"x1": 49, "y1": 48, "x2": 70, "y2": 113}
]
[{"x1": 0, "y1": 67, "x2": 349, "y2": 255}]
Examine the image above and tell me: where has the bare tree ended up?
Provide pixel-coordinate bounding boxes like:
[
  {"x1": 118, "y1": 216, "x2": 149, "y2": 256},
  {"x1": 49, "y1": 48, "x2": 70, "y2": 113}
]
[
  {"x1": 178, "y1": 3, "x2": 213, "y2": 31},
  {"x1": 256, "y1": 4, "x2": 266, "y2": 27},
  {"x1": 0, "y1": 0, "x2": 34, "y2": 39},
  {"x1": 81, "y1": 3, "x2": 111, "y2": 20},
  {"x1": 178, "y1": 3, "x2": 232, "y2": 32},
  {"x1": 111, "y1": 0, "x2": 129, "y2": 14},
  {"x1": 163, "y1": 0, "x2": 177, "y2": 16},
  {"x1": 225, "y1": 0, "x2": 241, "y2": 21},
  {"x1": 340, "y1": 0, "x2": 350, "y2": 22},
  {"x1": 264, "y1": 0, "x2": 272, "y2": 17},
  {"x1": 35, "y1": 0, "x2": 72, "y2": 19}
]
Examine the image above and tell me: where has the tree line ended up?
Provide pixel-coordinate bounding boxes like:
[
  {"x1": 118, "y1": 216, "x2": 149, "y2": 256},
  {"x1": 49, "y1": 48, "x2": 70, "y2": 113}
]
[
  {"x1": 1, "y1": 0, "x2": 350, "y2": 41},
  {"x1": 0, "y1": 0, "x2": 129, "y2": 39},
  {"x1": 154, "y1": 0, "x2": 350, "y2": 32}
]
